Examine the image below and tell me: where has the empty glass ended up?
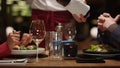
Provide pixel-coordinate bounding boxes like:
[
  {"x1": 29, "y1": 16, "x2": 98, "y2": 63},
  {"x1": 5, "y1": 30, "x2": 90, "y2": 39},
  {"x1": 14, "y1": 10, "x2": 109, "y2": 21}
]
[
  {"x1": 63, "y1": 23, "x2": 76, "y2": 40},
  {"x1": 29, "y1": 19, "x2": 46, "y2": 62},
  {"x1": 45, "y1": 31, "x2": 63, "y2": 60}
]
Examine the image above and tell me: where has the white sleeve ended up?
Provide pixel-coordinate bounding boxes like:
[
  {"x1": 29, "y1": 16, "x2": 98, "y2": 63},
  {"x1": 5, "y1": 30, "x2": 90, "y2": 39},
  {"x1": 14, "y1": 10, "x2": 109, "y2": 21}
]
[{"x1": 65, "y1": 0, "x2": 90, "y2": 16}]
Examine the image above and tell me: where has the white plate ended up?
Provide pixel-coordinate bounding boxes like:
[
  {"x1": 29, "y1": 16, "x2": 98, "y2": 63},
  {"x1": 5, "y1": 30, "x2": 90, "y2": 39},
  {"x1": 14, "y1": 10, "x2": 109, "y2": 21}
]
[{"x1": 11, "y1": 48, "x2": 45, "y2": 55}]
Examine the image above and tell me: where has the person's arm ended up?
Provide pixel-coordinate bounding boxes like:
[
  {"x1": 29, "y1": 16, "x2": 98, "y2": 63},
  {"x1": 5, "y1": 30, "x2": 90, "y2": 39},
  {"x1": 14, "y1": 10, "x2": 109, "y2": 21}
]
[
  {"x1": 97, "y1": 13, "x2": 120, "y2": 32},
  {"x1": 108, "y1": 23, "x2": 119, "y2": 32},
  {"x1": 0, "y1": 42, "x2": 11, "y2": 57},
  {"x1": 98, "y1": 13, "x2": 120, "y2": 40},
  {"x1": 97, "y1": 13, "x2": 120, "y2": 48},
  {"x1": 109, "y1": 25, "x2": 120, "y2": 43}
]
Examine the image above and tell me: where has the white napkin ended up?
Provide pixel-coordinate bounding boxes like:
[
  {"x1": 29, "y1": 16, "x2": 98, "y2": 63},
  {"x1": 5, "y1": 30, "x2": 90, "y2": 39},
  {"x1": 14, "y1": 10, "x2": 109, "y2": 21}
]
[
  {"x1": 65, "y1": 0, "x2": 90, "y2": 17},
  {"x1": 0, "y1": 58, "x2": 28, "y2": 66}
]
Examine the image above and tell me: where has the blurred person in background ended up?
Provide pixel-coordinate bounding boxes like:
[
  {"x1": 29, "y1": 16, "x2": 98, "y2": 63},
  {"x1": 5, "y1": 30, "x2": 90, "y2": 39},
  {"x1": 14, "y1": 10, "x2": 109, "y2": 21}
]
[
  {"x1": 26, "y1": 0, "x2": 89, "y2": 48},
  {"x1": 97, "y1": 13, "x2": 120, "y2": 49}
]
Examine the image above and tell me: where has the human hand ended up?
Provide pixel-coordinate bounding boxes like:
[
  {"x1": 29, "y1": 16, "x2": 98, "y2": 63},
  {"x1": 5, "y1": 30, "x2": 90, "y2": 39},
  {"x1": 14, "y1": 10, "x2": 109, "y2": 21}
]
[
  {"x1": 20, "y1": 33, "x2": 32, "y2": 45},
  {"x1": 72, "y1": 0, "x2": 89, "y2": 23},
  {"x1": 7, "y1": 31, "x2": 21, "y2": 50},
  {"x1": 97, "y1": 13, "x2": 120, "y2": 31},
  {"x1": 72, "y1": 13, "x2": 89, "y2": 23}
]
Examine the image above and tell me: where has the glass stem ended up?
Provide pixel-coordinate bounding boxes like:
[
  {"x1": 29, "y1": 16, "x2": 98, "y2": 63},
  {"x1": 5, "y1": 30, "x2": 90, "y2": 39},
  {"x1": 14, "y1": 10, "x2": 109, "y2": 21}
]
[{"x1": 36, "y1": 43, "x2": 39, "y2": 62}]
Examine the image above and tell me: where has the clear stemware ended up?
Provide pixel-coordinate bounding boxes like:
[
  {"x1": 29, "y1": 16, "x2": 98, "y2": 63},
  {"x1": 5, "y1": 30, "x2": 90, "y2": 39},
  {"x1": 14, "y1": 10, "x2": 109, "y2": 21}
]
[
  {"x1": 63, "y1": 23, "x2": 76, "y2": 40},
  {"x1": 29, "y1": 19, "x2": 46, "y2": 62}
]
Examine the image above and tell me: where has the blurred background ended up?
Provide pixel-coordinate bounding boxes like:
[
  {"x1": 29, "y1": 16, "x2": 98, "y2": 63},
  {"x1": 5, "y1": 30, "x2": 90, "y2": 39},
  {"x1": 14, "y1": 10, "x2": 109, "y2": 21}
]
[{"x1": 0, "y1": 0, "x2": 120, "y2": 47}]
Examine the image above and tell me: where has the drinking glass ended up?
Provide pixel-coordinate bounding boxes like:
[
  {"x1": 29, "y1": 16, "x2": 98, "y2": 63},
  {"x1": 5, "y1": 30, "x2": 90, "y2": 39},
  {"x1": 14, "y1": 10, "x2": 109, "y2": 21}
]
[
  {"x1": 29, "y1": 19, "x2": 46, "y2": 62},
  {"x1": 49, "y1": 31, "x2": 63, "y2": 60},
  {"x1": 63, "y1": 23, "x2": 76, "y2": 40}
]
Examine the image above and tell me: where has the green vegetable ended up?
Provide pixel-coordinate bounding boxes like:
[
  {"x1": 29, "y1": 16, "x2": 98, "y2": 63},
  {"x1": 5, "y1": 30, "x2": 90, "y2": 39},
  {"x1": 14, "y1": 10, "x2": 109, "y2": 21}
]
[
  {"x1": 19, "y1": 45, "x2": 36, "y2": 50},
  {"x1": 86, "y1": 44, "x2": 102, "y2": 52},
  {"x1": 27, "y1": 45, "x2": 37, "y2": 50},
  {"x1": 20, "y1": 45, "x2": 27, "y2": 50}
]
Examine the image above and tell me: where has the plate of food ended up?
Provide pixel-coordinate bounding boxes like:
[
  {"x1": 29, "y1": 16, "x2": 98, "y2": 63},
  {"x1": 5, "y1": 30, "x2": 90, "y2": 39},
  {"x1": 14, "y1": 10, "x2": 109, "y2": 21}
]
[
  {"x1": 83, "y1": 44, "x2": 120, "y2": 54},
  {"x1": 11, "y1": 45, "x2": 45, "y2": 55},
  {"x1": 82, "y1": 44, "x2": 120, "y2": 59}
]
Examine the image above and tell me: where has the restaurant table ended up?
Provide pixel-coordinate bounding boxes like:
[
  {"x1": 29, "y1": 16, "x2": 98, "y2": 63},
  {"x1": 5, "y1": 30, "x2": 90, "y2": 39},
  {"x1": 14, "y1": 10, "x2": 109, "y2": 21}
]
[
  {"x1": 0, "y1": 57, "x2": 120, "y2": 68},
  {"x1": 1, "y1": 37, "x2": 120, "y2": 68}
]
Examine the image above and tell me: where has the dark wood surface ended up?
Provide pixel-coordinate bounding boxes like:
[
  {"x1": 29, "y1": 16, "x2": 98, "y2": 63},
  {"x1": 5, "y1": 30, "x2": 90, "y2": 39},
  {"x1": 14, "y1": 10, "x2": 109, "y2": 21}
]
[{"x1": 0, "y1": 57, "x2": 120, "y2": 68}]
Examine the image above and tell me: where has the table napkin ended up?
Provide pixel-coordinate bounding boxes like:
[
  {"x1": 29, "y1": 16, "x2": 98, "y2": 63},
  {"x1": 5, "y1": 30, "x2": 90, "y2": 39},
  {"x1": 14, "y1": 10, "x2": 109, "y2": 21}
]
[{"x1": 65, "y1": 0, "x2": 90, "y2": 17}]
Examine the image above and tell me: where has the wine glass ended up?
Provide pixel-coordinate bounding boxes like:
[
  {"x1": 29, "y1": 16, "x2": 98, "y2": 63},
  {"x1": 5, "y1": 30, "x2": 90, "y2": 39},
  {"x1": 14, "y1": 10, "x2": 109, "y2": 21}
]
[
  {"x1": 29, "y1": 19, "x2": 46, "y2": 62},
  {"x1": 63, "y1": 23, "x2": 76, "y2": 40}
]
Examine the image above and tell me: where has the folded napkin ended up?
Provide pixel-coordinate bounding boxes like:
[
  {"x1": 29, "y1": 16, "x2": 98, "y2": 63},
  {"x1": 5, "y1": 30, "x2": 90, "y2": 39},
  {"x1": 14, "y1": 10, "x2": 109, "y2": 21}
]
[
  {"x1": 0, "y1": 58, "x2": 28, "y2": 66},
  {"x1": 65, "y1": 0, "x2": 90, "y2": 17}
]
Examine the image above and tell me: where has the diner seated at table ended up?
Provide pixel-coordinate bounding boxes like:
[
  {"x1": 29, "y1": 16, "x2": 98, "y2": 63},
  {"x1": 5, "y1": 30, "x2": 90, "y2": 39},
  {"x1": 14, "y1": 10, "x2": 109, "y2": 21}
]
[
  {"x1": 97, "y1": 13, "x2": 120, "y2": 49},
  {"x1": 0, "y1": 31, "x2": 32, "y2": 57}
]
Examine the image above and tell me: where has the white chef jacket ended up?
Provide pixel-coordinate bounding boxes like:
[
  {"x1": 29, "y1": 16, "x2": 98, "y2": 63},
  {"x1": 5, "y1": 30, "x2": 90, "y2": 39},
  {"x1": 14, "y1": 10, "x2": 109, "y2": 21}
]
[{"x1": 26, "y1": 0, "x2": 84, "y2": 11}]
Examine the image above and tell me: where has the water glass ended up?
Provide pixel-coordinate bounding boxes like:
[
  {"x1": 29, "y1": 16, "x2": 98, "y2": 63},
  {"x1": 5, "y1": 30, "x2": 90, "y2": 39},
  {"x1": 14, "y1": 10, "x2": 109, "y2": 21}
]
[{"x1": 45, "y1": 31, "x2": 63, "y2": 60}]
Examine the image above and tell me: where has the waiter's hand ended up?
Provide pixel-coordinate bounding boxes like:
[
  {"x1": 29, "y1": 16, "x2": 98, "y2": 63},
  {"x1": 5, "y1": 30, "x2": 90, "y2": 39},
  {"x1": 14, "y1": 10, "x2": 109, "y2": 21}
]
[
  {"x1": 72, "y1": 0, "x2": 89, "y2": 23},
  {"x1": 72, "y1": 14, "x2": 89, "y2": 23}
]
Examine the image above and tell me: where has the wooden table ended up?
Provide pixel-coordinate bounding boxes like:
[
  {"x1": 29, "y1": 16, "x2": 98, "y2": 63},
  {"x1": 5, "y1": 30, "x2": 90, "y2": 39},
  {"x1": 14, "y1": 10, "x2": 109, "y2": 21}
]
[
  {"x1": 0, "y1": 57, "x2": 120, "y2": 68},
  {"x1": 1, "y1": 37, "x2": 120, "y2": 68}
]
